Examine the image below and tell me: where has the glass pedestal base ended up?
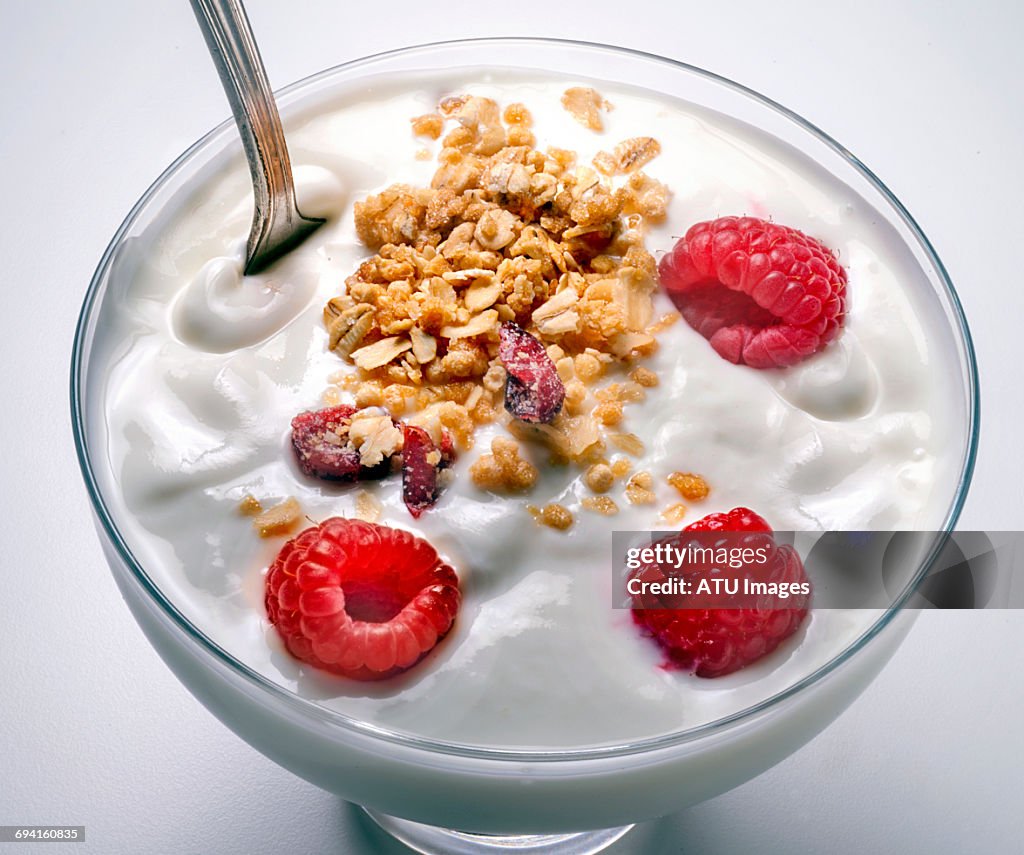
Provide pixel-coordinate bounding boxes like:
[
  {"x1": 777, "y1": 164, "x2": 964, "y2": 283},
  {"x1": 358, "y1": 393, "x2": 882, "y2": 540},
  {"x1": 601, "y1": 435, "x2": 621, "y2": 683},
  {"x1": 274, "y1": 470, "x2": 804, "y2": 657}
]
[{"x1": 363, "y1": 809, "x2": 633, "y2": 854}]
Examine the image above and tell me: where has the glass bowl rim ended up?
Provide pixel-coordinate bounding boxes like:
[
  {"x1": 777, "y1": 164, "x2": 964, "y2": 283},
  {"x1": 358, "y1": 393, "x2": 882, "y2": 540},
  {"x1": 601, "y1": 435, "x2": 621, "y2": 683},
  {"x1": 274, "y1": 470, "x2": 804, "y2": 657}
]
[{"x1": 70, "y1": 36, "x2": 980, "y2": 764}]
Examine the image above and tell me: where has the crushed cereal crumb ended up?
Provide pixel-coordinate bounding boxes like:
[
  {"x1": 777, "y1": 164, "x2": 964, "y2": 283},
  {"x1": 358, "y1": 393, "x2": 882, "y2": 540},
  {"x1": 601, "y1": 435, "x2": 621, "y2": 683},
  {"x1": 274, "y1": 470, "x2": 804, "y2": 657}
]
[
  {"x1": 581, "y1": 495, "x2": 619, "y2": 515},
  {"x1": 532, "y1": 502, "x2": 574, "y2": 530},
  {"x1": 253, "y1": 497, "x2": 302, "y2": 538},
  {"x1": 648, "y1": 311, "x2": 681, "y2": 333},
  {"x1": 238, "y1": 494, "x2": 263, "y2": 516},
  {"x1": 610, "y1": 457, "x2": 632, "y2": 478},
  {"x1": 573, "y1": 352, "x2": 603, "y2": 383},
  {"x1": 630, "y1": 366, "x2": 658, "y2": 387},
  {"x1": 470, "y1": 436, "x2": 539, "y2": 492},
  {"x1": 668, "y1": 472, "x2": 710, "y2": 501},
  {"x1": 660, "y1": 502, "x2": 688, "y2": 525},
  {"x1": 411, "y1": 113, "x2": 444, "y2": 139},
  {"x1": 593, "y1": 400, "x2": 623, "y2": 426}
]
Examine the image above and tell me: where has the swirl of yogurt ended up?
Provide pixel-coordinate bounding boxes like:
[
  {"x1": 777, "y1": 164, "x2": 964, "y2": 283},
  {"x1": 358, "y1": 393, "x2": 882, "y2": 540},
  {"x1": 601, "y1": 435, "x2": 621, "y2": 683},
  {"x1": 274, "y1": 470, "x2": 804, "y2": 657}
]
[
  {"x1": 769, "y1": 330, "x2": 881, "y2": 421},
  {"x1": 171, "y1": 166, "x2": 345, "y2": 353}
]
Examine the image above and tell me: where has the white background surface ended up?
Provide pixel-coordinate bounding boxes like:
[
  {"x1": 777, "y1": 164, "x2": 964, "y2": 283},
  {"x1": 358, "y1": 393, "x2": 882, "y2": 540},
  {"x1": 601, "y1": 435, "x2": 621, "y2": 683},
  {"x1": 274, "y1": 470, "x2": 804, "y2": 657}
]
[{"x1": 1, "y1": 0, "x2": 1022, "y2": 852}]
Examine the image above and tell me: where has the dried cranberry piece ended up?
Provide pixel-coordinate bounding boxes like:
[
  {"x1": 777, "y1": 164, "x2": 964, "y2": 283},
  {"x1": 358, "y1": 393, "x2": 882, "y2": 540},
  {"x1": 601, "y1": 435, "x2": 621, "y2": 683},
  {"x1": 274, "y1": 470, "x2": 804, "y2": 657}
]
[
  {"x1": 291, "y1": 405, "x2": 391, "y2": 481},
  {"x1": 498, "y1": 322, "x2": 565, "y2": 424},
  {"x1": 401, "y1": 425, "x2": 452, "y2": 518}
]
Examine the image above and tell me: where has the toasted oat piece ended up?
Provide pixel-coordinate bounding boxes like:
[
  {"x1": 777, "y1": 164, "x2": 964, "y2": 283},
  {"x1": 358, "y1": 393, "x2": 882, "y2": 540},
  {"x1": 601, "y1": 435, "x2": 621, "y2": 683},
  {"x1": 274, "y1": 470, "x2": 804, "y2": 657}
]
[
  {"x1": 441, "y1": 309, "x2": 499, "y2": 340},
  {"x1": 327, "y1": 305, "x2": 375, "y2": 358},
  {"x1": 464, "y1": 277, "x2": 502, "y2": 312},
  {"x1": 617, "y1": 137, "x2": 661, "y2": 173},
  {"x1": 511, "y1": 413, "x2": 603, "y2": 463},
  {"x1": 561, "y1": 87, "x2": 611, "y2": 132},
  {"x1": 351, "y1": 336, "x2": 413, "y2": 371},
  {"x1": 475, "y1": 208, "x2": 520, "y2": 250},
  {"x1": 354, "y1": 490, "x2": 382, "y2": 523},
  {"x1": 649, "y1": 312, "x2": 681, "y2": 333},
  {"x1": 409, "y1": 327, "x2": 438, "y2": 364},
  {"x1": 625, "y1": 472, "x2": 656, "y2": 505},
  {"x1": 532, "y1": 287, "x2": 580, "y2": 336},
  {"x1": 253, "y1": 497, "x2": 302, "y2": 538}
]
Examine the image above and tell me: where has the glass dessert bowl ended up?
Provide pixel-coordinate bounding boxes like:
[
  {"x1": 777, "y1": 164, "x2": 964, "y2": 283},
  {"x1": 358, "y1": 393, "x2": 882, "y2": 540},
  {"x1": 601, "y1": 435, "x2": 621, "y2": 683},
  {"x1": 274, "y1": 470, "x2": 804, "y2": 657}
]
[{"x1": 72, "y1": 38, "x2": 978, "y2": 854}]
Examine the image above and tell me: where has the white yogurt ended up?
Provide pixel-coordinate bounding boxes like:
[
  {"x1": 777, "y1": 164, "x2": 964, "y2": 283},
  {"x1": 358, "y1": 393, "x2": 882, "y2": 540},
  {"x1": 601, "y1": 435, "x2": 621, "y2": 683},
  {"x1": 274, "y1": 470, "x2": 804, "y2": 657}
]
[{"x1": 95, "y1": 71, "x2": 957, "y2": 750}]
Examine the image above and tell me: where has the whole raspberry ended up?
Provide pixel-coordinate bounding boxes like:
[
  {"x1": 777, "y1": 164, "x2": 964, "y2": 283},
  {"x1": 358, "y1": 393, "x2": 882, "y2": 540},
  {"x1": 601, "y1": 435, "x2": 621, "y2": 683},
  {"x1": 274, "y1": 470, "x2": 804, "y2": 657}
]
[
  {"x1": 659, "y1": 217, "x2": 846, "y2": 369},
  {"x1": 630, "y1": 508, "x2": 810, "y2": 678},
  {"x1": 265, "y1": 519, "x2": 460, "y2": 679}
]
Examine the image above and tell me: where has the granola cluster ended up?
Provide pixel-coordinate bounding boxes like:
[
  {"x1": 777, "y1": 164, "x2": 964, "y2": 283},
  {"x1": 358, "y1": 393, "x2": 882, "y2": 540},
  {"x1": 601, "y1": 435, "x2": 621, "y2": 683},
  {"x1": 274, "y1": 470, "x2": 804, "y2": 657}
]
[
  {"x1": 322, "y1": 93, "x2": 670, "y2": 461},
  {"x1": 314, "y1": 91, "x2": 711, "y2": 530}
]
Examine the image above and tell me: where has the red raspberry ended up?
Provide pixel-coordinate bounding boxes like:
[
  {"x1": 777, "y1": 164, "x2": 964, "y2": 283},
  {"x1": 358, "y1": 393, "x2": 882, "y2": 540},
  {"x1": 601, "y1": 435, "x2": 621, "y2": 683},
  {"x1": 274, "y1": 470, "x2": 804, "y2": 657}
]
[
  {"x1": 265, "y1": 518, "x2": 460, "y2": 679},
  {"x1": 630, "y1": 508, "x2": 810, "y2": 678},
  {"x1": 683, "y1": 506, "x2": 773, "y2": 533},
  {"x1": 659, "y1": 217, "x2": 847, "y2": 369},
  {"x1": 499, "y1": 321, "x2": 565, "y2": 424},
  {"x1": 291, "y1": 405, "x2": 395, "y2": 481}
]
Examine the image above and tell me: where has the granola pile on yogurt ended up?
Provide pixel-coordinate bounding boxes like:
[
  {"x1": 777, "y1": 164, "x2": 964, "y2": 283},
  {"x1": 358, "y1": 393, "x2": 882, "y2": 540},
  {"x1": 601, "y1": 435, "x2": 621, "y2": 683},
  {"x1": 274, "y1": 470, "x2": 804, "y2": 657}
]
[
  {"x1": 320, "y1": 94, "x2": 672, "y2": 482},
  {"x1": 284, "y1": 92, "x2": 715, "y2": 534}
]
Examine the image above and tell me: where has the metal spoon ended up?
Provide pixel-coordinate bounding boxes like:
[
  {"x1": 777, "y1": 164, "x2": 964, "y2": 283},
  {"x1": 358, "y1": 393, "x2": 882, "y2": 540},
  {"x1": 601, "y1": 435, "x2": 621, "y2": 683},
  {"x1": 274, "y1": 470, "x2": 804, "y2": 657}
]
[{"x1": 190, "y1": 0, "x2": 324, "y2": 275}]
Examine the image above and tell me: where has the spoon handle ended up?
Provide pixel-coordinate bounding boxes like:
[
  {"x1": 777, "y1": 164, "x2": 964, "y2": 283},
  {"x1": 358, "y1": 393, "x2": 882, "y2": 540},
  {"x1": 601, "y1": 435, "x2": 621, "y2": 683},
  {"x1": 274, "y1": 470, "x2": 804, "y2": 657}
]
[{"x1": 190, "y1": 0, "x2": 323, "y2": 274}]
